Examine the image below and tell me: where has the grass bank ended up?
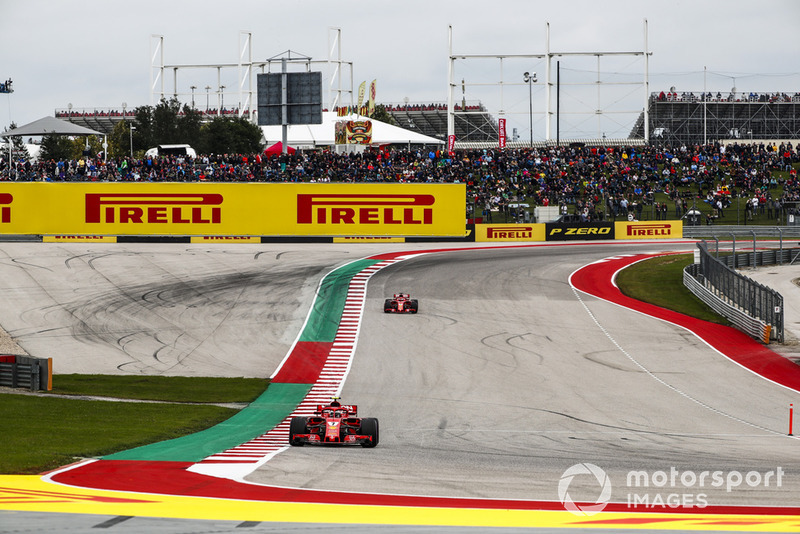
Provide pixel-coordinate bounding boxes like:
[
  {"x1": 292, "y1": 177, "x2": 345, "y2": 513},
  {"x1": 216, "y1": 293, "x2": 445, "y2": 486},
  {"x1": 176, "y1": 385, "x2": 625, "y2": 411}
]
[
  {"x1": 615, "y1": 253, "x2": 729, "y2": 325},
  {"x1": 50, "y1": 374, "x2": 268, "y2": 403},
  {"x1": 0, "y1": 375, "x2": 268, "y2": 474}
]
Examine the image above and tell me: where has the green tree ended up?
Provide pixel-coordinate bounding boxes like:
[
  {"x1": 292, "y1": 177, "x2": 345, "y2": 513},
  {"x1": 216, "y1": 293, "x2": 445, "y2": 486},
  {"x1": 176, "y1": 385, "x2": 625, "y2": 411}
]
[
  {"x1": 39, "y1": 134, "x2": 77, "y2": 161},
  {"x1": 371, "y1": 104, "x2": 397, "y2": 126},
  {"x1": 108, "y1": 120, "x2": 133, "y2": 158},
  {"x1": 2, "y1": 123, "x2": 31, "y2": 161},
  {"x1": 133, "y1": 105, "x2": 155, "y2": 152},
  {"x1": 197, "y1": 116, "x2": 264, "y2": 154},
  {"x1": 177, "y1": 106, "x2": 203, "y2": 148},
  {"x1": 152, "y1": 97, "x2": 182, "y2": 144},
  {"x1": 132, "y1": 98, "x2": 205, "y2": 153}
]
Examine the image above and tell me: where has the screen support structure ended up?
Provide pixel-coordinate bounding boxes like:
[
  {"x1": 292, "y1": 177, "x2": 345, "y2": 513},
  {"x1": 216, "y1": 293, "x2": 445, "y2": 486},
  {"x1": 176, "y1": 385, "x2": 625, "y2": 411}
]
[{"x1": 447, "y1": 20, "x2": 651, "y2": 145}]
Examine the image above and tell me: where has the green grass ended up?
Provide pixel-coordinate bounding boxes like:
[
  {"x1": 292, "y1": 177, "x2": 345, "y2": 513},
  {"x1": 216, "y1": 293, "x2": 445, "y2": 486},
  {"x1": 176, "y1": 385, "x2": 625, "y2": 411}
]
[
  {"x1": 0, "y1": 394, "x2": 237, "y2": 474},
  {"x1": 49, "y1": 374, "x2": 269, "y2": 403},
  {"x1": 615, "y1": 253, "x2": 729, "y2": 325},
  {"x1": 1, "y1": 374, "x2": 269, "y2": 474}
]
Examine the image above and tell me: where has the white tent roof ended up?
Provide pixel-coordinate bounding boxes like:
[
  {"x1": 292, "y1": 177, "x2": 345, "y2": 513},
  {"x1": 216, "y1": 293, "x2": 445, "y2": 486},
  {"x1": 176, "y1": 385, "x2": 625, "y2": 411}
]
[
  {"x1": 1, "y1": 116, "x2": 104, "y2": 138},
  {"x1": 260, "y1": 112, "x2": 444, "y2": 147}
]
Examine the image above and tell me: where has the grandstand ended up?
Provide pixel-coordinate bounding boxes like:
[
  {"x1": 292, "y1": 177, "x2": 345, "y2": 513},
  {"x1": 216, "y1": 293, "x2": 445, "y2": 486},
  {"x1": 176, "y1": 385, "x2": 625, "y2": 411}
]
[
  {"x1": 56, "y1": 102, "x2": 499, "y2": 143},
  {"x1": 55, "y1": 107, "x2": 247, "y2": 135},
  {"x1": 384, "y1": 103, "x2": 499, "y2": 144},
  {"x1": 57, "y1": 91, "x2": 800, "y2": 147},
  {"x1": 632, "y1": 91, "x2": 800, "y2": 145}
]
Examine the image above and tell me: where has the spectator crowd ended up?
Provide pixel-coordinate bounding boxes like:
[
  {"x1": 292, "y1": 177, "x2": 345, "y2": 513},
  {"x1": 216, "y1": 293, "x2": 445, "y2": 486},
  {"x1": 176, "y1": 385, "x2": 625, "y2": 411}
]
[{"x1": 1, "y1": 141, "x2": 799, "y2": 222}]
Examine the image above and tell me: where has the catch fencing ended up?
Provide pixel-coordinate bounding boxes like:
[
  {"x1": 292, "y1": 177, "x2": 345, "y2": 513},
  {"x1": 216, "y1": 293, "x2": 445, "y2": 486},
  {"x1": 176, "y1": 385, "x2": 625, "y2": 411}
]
[{"x1": 684, "y1": 241, "x2": 790, "y2": 343}]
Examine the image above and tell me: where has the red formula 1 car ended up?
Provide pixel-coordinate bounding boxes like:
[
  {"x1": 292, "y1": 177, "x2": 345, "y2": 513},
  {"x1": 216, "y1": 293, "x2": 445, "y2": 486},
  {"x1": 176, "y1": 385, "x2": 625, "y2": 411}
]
[
  {"x1": 289, "y1": 398, "x2": 379, "y2": 448},
  {"x1": 383, "y1": 293, "x2": 419, "y2": 314}
]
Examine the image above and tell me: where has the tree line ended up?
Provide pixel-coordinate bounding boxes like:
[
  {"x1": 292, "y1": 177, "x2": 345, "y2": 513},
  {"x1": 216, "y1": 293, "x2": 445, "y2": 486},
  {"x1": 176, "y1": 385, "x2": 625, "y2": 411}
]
[{"x1": 36, "y1": 98, "x2": 265, "y2": 161}]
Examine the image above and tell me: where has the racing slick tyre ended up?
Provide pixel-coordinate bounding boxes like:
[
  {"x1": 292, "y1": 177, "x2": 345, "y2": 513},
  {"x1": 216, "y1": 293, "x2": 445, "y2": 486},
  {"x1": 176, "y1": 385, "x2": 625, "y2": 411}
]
[
  {"x1": 359, "y1": 417, "x2": 379, "y2": 448},
  {"x1": 409, "y1": 300, "x2": 419, "y2": 314},
  {"x1": 384, "y1": 299, "x2": 394, "y2": 313},
  {"x1": 289, "y1": 416, "x2": 308, "y2": 446}
]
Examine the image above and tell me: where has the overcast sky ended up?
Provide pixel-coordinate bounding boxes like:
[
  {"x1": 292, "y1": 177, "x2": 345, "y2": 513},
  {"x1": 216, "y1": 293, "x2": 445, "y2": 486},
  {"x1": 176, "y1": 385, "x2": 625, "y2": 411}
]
[{"x1": 2, "y1": 0, "x2": 799, "y2": 139}]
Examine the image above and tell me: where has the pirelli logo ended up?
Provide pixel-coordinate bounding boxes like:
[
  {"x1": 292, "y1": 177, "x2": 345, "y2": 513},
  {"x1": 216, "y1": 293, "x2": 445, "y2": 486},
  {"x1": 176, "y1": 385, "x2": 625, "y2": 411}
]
[
  {"x1": 0, "y1": 193, "x2": 12, "y2": 223},
  {"x1": 297, "y1": 194, "x2": 434, "y2": 225},
  {"x1": 487, "y1": 226, "x2": 533, "y2": 239},
  {"x1": 332, "y1": 236, "x2": 405, "y2": 243},
  {"x1": 85, "y1": 194, "x2": 223, "y2": 224},
  {"x1": 627, "y1": 223, "x2": 672, "y2": 236},
  {"x1": 44, "y1": 235, "x2": 117, "y2": 243},
  {"x1": 190, "y1": 236, "x2": 260, "y2": 244}
]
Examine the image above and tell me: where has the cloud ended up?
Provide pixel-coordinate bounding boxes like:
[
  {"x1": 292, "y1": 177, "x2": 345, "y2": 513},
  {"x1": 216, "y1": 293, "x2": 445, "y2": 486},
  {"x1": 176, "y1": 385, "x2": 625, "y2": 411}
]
[{"x1": 3, "y1": 0, "x2": 799, "y2": 139}]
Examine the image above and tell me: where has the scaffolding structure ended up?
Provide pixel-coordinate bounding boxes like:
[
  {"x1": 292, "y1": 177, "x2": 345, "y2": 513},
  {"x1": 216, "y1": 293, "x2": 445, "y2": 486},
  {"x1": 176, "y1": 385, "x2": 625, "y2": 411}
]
[
  {"x1": 638, "y1": 94, "x2": 800, "y2": 146},
  {"x1": 149, "y1": 29, "x2": 354, "y2": 122},
  {"x1": 446, "y1": 21, "x2": 652, "y2": 145},
  {"x1": 386, "y1": 102, "x2": 498, "y2": 143}
]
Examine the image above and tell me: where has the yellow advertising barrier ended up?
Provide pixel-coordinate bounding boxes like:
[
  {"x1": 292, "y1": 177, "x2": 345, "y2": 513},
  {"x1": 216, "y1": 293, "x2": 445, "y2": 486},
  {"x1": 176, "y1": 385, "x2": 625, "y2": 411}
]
[
  {"x1": 476, "y1": 221, "x2": 683, "y2": 242},
  {"x1": 43, "y1": 235, "x2": 117, "y2": 243},
  {"x1": 615, "y1": 220, "x2": 683, "y2": 240},
  {"x1": 0, "y1": 183, "x2": 465, "y2": 237},
  {"x1": 332, "y1": 236, "x2": 406, "y2": 243},
  {"x1": 190, "y1": 236, "x2": 261, "y2": 244},
  {"x1": 475, "y1": 223, "x2": 546, "y2": 242}
]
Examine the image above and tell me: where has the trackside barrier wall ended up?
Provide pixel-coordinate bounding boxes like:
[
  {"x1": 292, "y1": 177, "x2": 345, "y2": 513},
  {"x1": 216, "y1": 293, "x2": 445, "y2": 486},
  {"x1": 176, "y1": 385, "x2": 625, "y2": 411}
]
[
  {"x1": 684, "y1": 242, "x2": 784, "y2": 343},
  {"x1": 0, "y1": 355, "x2": 52, "y2": 391},
  {"x1": 682, "y1": 270, "x2": 772, "y2": 343},
  {"x1": 683, "y1": 225, "x2": 800, "y2": 240},
  {"x1": 0, "y1": 183, "x2": 466, "y2": 237},
  {"x1": 474, "y1": 220, "x2": 682, "y2": 242}
]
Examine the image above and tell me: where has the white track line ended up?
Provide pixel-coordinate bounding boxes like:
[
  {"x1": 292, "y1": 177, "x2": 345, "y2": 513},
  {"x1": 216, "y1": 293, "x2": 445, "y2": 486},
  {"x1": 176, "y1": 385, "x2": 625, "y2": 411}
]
[{"x1": 190, "y1": 259, "x2": 401, "y2": 479}]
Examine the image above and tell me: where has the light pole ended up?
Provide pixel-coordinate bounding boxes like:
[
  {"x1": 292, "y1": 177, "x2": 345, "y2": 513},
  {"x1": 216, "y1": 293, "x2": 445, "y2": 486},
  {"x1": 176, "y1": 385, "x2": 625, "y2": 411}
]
[
  {"x1": 190, "y1": 86, "x2": 196, "y2": 109},
  {"x1": 523, "y1": 71, "x2": 537, "y2": 147},
  {"x1": 129, "y1": 125, "x2": 135, "y2": 158},
  {"x1": 219, "y1": 85, "x2": 226, "y2": 113},
  {"x1": 205, "y1": 85, "x2": 211, "y2": 112}
]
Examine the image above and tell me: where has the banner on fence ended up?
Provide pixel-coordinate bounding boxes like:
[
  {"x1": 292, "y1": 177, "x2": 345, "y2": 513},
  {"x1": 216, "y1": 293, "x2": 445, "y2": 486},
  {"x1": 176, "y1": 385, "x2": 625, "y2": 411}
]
[
  {"x1": 616, "y1": 220, "x2": 683, "y2": 239},
  {"x1": 475, "y1": 223, "x2": 546, "y2": 242},
  {"x1": 0, "y1": 183, "x2": 466, "y2": 237}
]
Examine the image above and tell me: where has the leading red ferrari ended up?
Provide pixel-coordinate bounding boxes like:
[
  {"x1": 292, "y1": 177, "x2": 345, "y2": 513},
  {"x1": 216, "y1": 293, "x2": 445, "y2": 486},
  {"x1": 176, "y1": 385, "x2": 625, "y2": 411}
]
[{"x1": 289, "y1": 398, "x2": 379, "y2": 447}]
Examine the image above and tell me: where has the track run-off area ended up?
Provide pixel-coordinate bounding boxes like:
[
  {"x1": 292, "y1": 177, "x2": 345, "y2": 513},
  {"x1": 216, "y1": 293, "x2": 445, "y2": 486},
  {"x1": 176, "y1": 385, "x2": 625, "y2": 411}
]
[{"x1": 0, "y1": 240, "x2": 799, "y2": 532}]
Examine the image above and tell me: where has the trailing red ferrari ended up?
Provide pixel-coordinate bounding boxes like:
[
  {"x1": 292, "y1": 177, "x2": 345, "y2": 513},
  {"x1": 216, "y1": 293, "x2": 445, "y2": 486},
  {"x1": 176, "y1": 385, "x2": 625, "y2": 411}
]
[
  {"x1": 384, "y1": 293, "x2": 419, "y2": 314},
  {"x1": 289, "y1": 398, "x2": 379, "y2": 448}
]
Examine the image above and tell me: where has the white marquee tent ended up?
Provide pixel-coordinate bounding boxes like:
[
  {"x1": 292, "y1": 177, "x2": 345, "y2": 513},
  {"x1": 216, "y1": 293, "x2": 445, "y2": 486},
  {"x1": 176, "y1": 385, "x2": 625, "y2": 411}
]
[
  {"x1": 1, "y1": 116, "x2": 104, "y2": 138},
  {"x1": 260, "y1": 112, "x2": 443, "y2": 148},
  {"x1": 2, "y1": 116, "x2": 106, "y2": 163}
]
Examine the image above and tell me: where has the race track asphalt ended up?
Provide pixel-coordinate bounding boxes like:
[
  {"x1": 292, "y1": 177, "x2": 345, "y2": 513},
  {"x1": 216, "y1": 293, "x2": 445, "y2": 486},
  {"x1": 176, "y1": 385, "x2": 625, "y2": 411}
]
[
  {"x1": 0, "y1": 240, "x2": 798, "y2": 532},
  {"x1": 246, "y1": 243, "x2": 800, "y2": 507}
]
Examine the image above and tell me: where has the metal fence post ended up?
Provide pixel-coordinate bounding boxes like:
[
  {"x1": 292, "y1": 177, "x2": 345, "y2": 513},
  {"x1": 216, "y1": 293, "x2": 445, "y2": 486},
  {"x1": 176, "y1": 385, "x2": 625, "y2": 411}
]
[{"x1": 31, "y1": 364, "x2": 40, "y2": 392}]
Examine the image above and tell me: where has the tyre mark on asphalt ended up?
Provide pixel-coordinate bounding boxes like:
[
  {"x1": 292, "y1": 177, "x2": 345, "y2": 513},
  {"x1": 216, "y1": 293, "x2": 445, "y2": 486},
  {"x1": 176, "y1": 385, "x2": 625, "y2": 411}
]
[
  {"x1": 9, "y1": 258, "x2": 53, "y2": 271},
  {"x1": 571, "y1": 284, "x2": 785, "y2": 437},
  {"x1": 506, "y1": 332, "x2": 545, "y2": 365},
  {"x1": 478, "y1": 332, "x2": 530, "y2": 368}
]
